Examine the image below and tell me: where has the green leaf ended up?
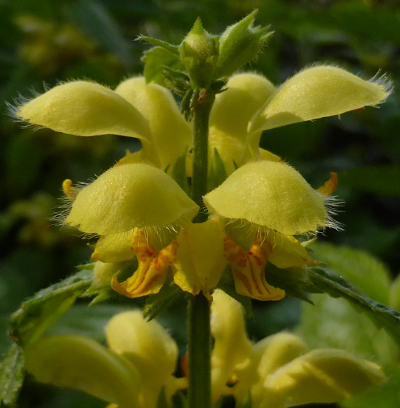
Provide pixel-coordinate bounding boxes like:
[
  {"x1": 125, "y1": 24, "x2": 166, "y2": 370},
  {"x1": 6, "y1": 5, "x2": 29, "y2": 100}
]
[
  {"x1": 143, "y1": 282, "x2": 183, "y2": 321},
  {"x1": 307, "y1": 266, "x2": 400, "y2": 342},
  {"x1": 296, "y1": 244, "x2": 399, "y2": 364},
  {"x1": 267, "y1": 264, "x2": 313, "y2": 303},
  {"x1": 171, "y1": 152, "x2": 190, "y2": 195},
  {"x1": 156, "y1": 387, "x2": 170, "y2": 408},
  {"x1": 390, "y1": 274, "x2": 400, "y2": 311},
  {"x1": 138, "y1": 35, "x2": 179, "y2": 54},
  {"x1": 339, "y1": 166, "x2": 400, "y2": 197},
  {"x1": 48, "y1": 304, "x2": 127, "y2": 344},
  {"x1": 208, "y1": 149, "x2": 227, "y2": 190},
  {"x1": 142, "y1": 46, "x2": 183, "y2": 88},
  {"x1": 10, "y1": 270, "x2": 92, "y2": 346},
  {"x1": 0, "y1": 343, "x2": 25, "y2": 407},
  {"x1": 309, "y1": 242, "x2": 391, "y2": 304},
  {"x1": 268, "y1": 262, "x2": 400, "y2": 342}
]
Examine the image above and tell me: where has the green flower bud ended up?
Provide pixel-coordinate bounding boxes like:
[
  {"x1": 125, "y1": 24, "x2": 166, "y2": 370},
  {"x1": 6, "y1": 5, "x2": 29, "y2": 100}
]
[
  {"x1": 216, "y1": 10, "x2": 272, "y2": 78},
  {"x1": 179, "y1": 18, "x2": 218, "y2": 88}
]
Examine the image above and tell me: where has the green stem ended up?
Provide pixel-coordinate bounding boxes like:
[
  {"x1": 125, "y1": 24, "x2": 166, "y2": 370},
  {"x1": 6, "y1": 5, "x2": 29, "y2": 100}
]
[
  {"x1": 188, "y1": 294, "x2": 211, "y2": 408},
  {"x1": 192, "y1": 90, "x2": 215, "y2": 221},
  {"x1": 188, "y1": 88, "x2": 215, "y2": 408}
]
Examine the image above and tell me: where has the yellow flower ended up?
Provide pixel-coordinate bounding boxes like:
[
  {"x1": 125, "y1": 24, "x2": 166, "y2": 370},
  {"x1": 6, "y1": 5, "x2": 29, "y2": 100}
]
[
  {"x1": 24, "y1": 294, "x2": 385, "y2": 408},
  {"x1": 16, "y1": 67, "x2": 389, "y2": 300},
  {"x1": 210, "y1": 290, "x2": 385, "y2": 407},
  {"x1": 24, "y1": 310, "x2": 187, "y2": 408}
]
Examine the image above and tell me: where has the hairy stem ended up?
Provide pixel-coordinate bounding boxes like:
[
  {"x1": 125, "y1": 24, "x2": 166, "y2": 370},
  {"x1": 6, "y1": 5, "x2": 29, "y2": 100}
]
[{"x1": 188, "y1": 89, "x2": 215, "y2": 408}]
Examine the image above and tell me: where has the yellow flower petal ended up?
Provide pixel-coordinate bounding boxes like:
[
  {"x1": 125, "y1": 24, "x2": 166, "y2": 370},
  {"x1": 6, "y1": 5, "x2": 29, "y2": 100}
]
[
  {"x1": 268, "y1": 232, "x2": 315, "y2": 269},
  {"x1": 93, "y1": 261, "x2": 121, "y2": 286},
  {"x1": 260, "y1": 349, "x2": 385, "y2": 407},
  {"x1": 25, "y1": 335, "x2": 141, "y2": 408},
  {"x1": 17, "y1": 81, "x2": 150, "y2": 139},
  {"x1": 173, "y1": 219, "x2": 226, "y2": 297},
  {"x1": 106, "y1": 310, "x2": 179, "y2": 408},
  {"x1": 259, "y1": 148, "x2": 282, "y2": 162},
  {"x1": 92, "y1": 230, "x2": 136, "y2": 263},
  {"x1": 209, "y1": 73, "x2": 275, "y2": 173},
  {"x1": 254, "y1": 333, "x2": 308, "y2": 379},
  {"x1": 224, "y1": 236, "x2": 285, "y2": 301},
  {"x1": 210, "y1": 73, "x2": 275, "y2": 138},
  {"x1": 211, "y1": 289, "x2": 254, "y2": 402},
  {"x1": 250, "y1": 65, "x2": 390, "y2": 132},
  {"x1": 115, "y1": 77, "x2": 192, "y2": 169},
  {"x1": 111, "y1": 229, "x2": 177, "y2": 298},
  {"x1": 66, "y1": 163, "x2": 199, "y2": 235},
  {"x1": 204, "y1": 161, "x2": 327, "y2": 235}
]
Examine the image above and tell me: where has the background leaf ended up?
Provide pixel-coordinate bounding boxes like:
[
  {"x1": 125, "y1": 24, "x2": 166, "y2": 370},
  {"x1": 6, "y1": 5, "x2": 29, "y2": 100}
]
[
  {"x1": 0, "y1": 343, "x2": 25, "y2": 407},
  {"x1": 10, "y1": 269, "x2": 92, "y2": 346}
]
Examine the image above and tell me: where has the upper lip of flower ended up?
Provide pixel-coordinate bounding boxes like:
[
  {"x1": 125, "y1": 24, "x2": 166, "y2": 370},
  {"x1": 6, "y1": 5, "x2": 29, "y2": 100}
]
[{"x1": 14, "y1": 66, "x2": 389, "y2": 300}]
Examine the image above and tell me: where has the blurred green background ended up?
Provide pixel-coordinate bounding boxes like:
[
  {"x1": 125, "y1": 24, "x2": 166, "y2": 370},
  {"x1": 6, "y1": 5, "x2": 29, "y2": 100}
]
[{"x1": 0, "y1": 0, "x2": 399, "y2": 407}]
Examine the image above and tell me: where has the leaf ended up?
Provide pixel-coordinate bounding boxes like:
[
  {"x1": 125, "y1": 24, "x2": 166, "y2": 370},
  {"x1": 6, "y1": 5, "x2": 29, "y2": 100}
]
[
  {"x1": 308, "y1": 266, "x2": 400, "y2": 342},
  {"x1": 268, "y1": 263, "x2": 400, "y2": 342},
  {"x1": 64, "y1": 0, "x2": 133, "y2": 69},
  {"x1": 171, "y1": 152, "x2": 190, "y2": 194},
  {"x1": 208, "y1": 149, "x2": 227, "y2": 190},
  {"x1": 339, "y1": 166, "x2": 400, "y2": 197},
  {"x1": 48, "y1": 304, "x2": 127, "y2": 344},
  {"x1": 309, "y1": 242, "x2": 392, "y2": 304},
  {"x1": 142, "y1": 46, "x2": 183, "y2": 88},
  {"x1": 0, "y1": 344, "x2": 25, "y2": 407},
  {"x1": 138, "y1": 35, "x2": 179, "y2": 54},
  {"x1": 10, "y1": 269, "x2": 92, "y2": 346},
  {"x1": 143, "y1": 282, "x2": 183, "y2": 321},
  {"x1": 156, "y1": 387, "x2": 169, "y2": 408}
]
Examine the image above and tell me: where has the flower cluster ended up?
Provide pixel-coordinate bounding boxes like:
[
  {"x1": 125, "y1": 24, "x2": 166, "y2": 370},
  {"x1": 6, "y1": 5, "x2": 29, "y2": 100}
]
[
  {"x1": 24, "y1": 290, "x2": 384, "y2": 408},
  {"x1": 16, "y1": 66, "x2": 389, "y2": 301}
]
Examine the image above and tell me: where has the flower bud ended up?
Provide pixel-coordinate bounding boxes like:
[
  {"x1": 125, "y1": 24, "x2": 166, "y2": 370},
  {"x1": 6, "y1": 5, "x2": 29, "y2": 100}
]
[
  {"x1": 179, "y1": 18, "x2": 218, "y2": 88},
  {"x1": 216, "y1": 10, "x2": 272, "y2": 78}
]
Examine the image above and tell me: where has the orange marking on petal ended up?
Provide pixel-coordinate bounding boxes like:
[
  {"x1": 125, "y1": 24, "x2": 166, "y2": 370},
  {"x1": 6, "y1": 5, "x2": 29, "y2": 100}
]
[
  {"x1": 224, "y1": 236, "x2": 285, "y2": 301},
  {"x1": 111, "y1": 229, "x2": 178, "y2": 299},
  {"x1": 317, "y1": 172, "x2": 338, "y2": 195}
]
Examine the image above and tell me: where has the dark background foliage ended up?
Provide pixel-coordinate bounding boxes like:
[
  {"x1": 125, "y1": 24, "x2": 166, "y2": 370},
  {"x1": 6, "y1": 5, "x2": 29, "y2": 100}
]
[{"x1": 0, "y1": 0, "x2": 399, "y2": 406}]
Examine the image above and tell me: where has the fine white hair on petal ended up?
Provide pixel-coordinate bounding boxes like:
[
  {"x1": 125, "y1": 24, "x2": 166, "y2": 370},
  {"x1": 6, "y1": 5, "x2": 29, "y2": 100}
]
[
  {"x1": 322, "y1": 193, "x2": 345, "y2": 232},
  {"x1": 370, "y1": 70, "x2": 393, "y2": 101}
]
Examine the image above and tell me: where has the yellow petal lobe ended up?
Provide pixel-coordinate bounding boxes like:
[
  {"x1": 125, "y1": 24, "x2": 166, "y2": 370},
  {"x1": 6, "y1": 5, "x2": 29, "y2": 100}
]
[
  {"x1": 224, "y1": 236, "x2": 285, "y2": 301},
  {"x1": 66, "y1": 163, "x2": 199, "y2": 235},
  {"x1": 115, "y1": 77, "x2": 192, "y2": 169},
  {"x1": 173, "y1": 219, "x2": 226, "y2": 297},
  {"x1": 25, "y1": 335, "x2": 141, "y2": 408},
  {"x1": 205, "y1": 161, "x2": 327, "y2": 235},
  {"x1": 260, "y1": 349, "x2": 385, "y2": 407},
  {"x1": 92, "y1": 230, "x2": 136, "y2": 263},
  {"x1": 250, "y1": 65, "x2": 390, "y2": 132},
  {"x1": 106, "y1": 310, "x2": 179, "y2": 408},
  {"x1": 111, "y1": 229, "x2": 177, "y2": 298},
  {"x1": 268, "y1": 232, "x2": 316, "y2": 269},
  {"x1": 211, "y1": 289, "x2": 254, "y2": 402},
  {"x1": 209, "y1": 73, "x2": 275, "y2": 173},
  {"x1": 17, "y1": 81, "x2": 150, "y2": 139}
]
